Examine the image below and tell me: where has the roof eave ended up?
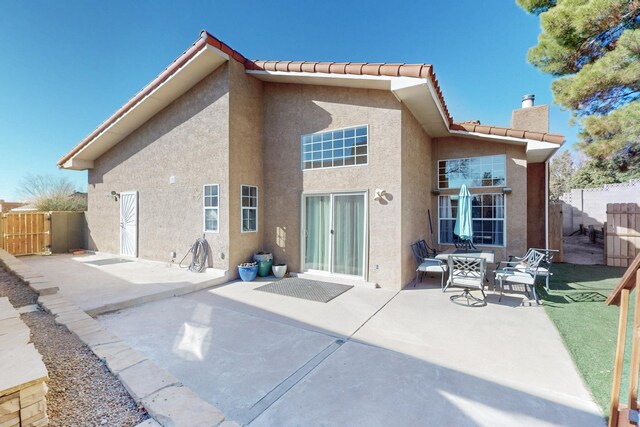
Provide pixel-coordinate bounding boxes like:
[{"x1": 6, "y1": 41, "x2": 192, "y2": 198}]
[{"x1": 448, "y1": 129, "x2": 563, "y2": 163}]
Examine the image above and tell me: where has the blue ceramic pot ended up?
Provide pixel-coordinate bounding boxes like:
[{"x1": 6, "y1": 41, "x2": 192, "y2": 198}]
[{"x1": 238, "y1": 265, "x2": 258, "y2": 282}]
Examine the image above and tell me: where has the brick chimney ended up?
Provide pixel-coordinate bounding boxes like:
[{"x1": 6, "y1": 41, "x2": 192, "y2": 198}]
[{"x1": 510, "y1": 94, "x2": 549, "y2": 133}]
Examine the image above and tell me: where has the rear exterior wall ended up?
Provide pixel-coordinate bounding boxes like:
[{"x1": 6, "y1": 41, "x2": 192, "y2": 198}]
[
  {"x1": 86, "y1": 65, "x2": 231, "y2": 269},
  {"x1": 432, "y1": 136, "x2": 529, "y2": 262},
  {"x1": 262, "y1": 83, "x2": 405, "y2": 289},
  {"x1": 400, "y1": 105, "x2": 433, "y2": 287}
]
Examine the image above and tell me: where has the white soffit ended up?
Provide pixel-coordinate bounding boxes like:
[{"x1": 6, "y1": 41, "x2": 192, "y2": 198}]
[
  {"x1": 448, "y1": 130, "x2": 560, "y2": 163},
  {"x1": 64, "y1": 45, "x2": 229, "y2": 170},
  {"x1": 247, "y1": 70, "x2": 451, "y2": 137}
]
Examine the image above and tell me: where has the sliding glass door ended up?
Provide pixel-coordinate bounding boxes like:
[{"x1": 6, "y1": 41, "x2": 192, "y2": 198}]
[{"x1": 303, "y1": 193, "x2": 366, "y2": 278}]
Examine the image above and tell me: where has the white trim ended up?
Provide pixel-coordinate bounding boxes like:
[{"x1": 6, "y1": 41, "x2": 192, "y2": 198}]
[
  {"x1": 240, "y1": 184, "x2": 258, "y2": 233},
  {"x1": 203, "y1": 184, "x2": 220, "y2": 233},
  {"x1": 545, "y1": 159, "x2": 549, "y2": 250},
  {"x1": 437, "y1": 193, "x2": 506, "y2": 248},
  {"x1": 437, "y1": 154, "x2": 507, "y2": 190},
  {"x1": 300, "y1": 190, "x2": 369, "y2": 281},
  {"x1": 301, "y1": 124, "x2": 369, "y2": 171}
]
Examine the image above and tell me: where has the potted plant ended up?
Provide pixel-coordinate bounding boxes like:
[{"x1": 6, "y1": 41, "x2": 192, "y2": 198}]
[
  {"x1": 238, "y1": 262, "x2": 258, "y2": 282},
  {"x1": 272, "y1": 262, "x2": 287, "y2": 278},
  {"x1": 254, "y1": 251, "x2": 274, "y2": 277}
]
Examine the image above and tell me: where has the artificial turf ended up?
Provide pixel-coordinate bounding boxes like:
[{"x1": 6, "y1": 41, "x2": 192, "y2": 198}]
[{"x1": 540, "y1": 263, "x2": 628, "y2": 415}]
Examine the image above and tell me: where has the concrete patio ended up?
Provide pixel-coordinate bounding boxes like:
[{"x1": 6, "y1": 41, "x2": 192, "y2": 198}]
[
  {"x1": 21, "y1": 253, "x2": 227, "y2": 316},
  {"x1": 93, "y1": 275, "x2": 604, "y2": 426}
]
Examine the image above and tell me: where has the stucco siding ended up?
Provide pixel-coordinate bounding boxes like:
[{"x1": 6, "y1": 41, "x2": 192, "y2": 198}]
[
  {"x1": 527, "y1": 163, "x2": 546, "y2": 249},
  {"x1": 228, "y1": 60, "x2": 264, "y2": 271},
  {"x1": 87, "y1": 65, "x2": 231, "y2": 269},
  {"x1": 400, "y1": 104, "x2": 433, "y2": 287},
  {"x1": 433, "y1": 136, "x2": 528, "y2": 262},
  {"x1": 262, "y1": 83, "x2": 404, "y2": 288}
]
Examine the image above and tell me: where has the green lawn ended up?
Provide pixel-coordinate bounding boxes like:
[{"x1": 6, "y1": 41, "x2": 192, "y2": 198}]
[{"x1": 540, "y1": 263, "x2": 628, "y2": 414}]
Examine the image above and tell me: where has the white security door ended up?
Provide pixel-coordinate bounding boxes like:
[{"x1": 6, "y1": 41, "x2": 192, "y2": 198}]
[{"x1": 119, "y1": 191, "x2": 138, "y2": 257}]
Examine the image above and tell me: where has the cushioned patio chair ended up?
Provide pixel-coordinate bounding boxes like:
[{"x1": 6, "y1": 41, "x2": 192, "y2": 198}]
[
  {"x1": 410, "y1": 242, "x2": 447, "y2": 289},
  {"x1": 502, "y1": 248, "x2": 559, "y2": 291},
  {"x1": 446, "y1": 256, "x2": 487, "y2": 306},
  {"x1": 417, "y1": 239, "x2": 438, "y2": 258},
  {"x1": 494, "y1": 249, "x2": 545, "y2": 304}
]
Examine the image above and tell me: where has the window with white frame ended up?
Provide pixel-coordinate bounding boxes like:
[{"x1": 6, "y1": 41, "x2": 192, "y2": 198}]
[
  {"x1": 203, "y1": 184, "x2": 219, "y2": 232},
  {"x1": 438, "y1": 155, "x2": 506, "y2": 189},
  {"x1": 301, "y1": 125, "x2": 368, "y2": 170},
  {"x1": 438, "y1": 193, "x2": 505, "y2": 246},
  {"x1": 241, "y1": 185, "x2": 258, "y2": 232}
]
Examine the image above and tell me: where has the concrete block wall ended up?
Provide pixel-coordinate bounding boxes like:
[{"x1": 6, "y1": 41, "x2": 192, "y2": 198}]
[{"x1": 560, "y1": 179, "x2": 640, "y2": 233}]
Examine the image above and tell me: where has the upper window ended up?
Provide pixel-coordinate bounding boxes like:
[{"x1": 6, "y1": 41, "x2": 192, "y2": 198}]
[
  {"x1": 241, "y1": 185, "x2": 258, "y2": 233},
  {"x1": 438, "y1": 194, "x2": 505, "y2": 247},
  {"x1": 301, "y1": 125, "x2": 368, "y2": 170},
  {"x1": 438, "y1": 155, "x2": 506, "y2": 189},
  {"x1": 203, "y1": 184, "x2": 219, "y2": 233}
]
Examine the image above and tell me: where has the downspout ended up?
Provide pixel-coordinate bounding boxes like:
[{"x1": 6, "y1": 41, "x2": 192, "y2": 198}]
[{"x1": 545, "y1": 159, "x2": 549, "y2": 250}]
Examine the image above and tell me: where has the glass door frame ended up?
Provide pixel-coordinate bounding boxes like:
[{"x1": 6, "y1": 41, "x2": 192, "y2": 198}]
[{"x1": 300, "y1": 190, "x2": 369, "y2": 281}]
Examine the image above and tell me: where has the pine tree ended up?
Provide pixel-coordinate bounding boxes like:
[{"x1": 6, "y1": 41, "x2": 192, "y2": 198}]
[{"x1": 517, "y1": 0, "x2": 640, "y2": 183}]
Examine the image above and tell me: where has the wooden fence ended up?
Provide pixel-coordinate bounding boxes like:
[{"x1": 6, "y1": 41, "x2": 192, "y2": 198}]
[
  {"x1": 0, "y1": 211, "x2": 85, "y2": 256},
  {"x1": 606, "y1": 203, "x2": 640, "y2": 267},
  {"x1": 549, "y1": 203, "x2": 564, "y2": 263},
  {"x1": 0, "y1": 212, "x2": 51, "y2": 256}
]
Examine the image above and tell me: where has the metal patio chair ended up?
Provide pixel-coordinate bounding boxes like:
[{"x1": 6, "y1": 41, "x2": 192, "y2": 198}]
[
  {"x1": 446, "y1": 256, "x2": 487, "y2": 306},
  {"x1": 417, "y1": 239, "x2": 438, "y2": 258},
  {"x1": 411, "y1": 242, "x2": 447, "y2": 289},
  {"x1": 494, "y1": 249, "x2": 545, "y2": 304},
  {"x1": 503, "y1": 248, "x2": 559, "y2": 291}
]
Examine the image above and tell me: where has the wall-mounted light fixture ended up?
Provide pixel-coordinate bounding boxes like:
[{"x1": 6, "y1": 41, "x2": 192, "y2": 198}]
[
  {"x1": 502, "y1": 187, "x2": 512, "y2": 194},
  {"x1": 110, "y1": 190, "x2": 120, "y2": 201},
  {"x1": 431, "y1": 189, "x2": 440, "y2": 196},
  {"x1": 373, "y1": 188, "x2": 387, "y2": 202}
]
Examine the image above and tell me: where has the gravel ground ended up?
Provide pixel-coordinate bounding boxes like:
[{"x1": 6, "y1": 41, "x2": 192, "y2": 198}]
[
  {"x1": 0, "y1": 268, "x2": 37, "y2": 306},
  {"x1": 0, "y1": 267, "x2": 149, "y2": 426}
]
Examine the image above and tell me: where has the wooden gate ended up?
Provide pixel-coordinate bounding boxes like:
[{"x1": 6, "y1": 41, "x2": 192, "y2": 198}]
[
  {"x1": 549, "y1": 203, "x2": 564, "y2": 263},
  {"x1": 0, "y1": 212, "x2": 51, "y2": 256},
  {"x1": 606, "y1": 203, "x2": 640, "y2": 267}
]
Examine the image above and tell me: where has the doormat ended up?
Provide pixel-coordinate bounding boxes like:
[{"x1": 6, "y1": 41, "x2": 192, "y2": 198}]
[
  {"x1": 84, "y1": 258, "x2": 134, "y2": 266},
  {"x1": 254, "y1": 278, "x2": 353, "y2": 303}
]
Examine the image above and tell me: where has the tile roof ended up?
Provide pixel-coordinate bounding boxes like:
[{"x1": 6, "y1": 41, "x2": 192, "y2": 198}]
[
  {"x1": 58, "y1": 30, "x2": 562, "y2": 167},
  {"x1": 450, "y1": 122, "x2": 564, "y2": 145},
  {"x1": 251, "y1": 59, "x2": 452, "y2": 124}
]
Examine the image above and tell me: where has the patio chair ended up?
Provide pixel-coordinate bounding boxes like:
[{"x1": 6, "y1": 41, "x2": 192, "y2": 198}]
[
  {"x1": 410, "y1": 242, "x2": 447, "y2": 289},
  {"x1": 504, "y1": 248, "x2": 559, "y2": 291},
  {"x1": 494, "y1": 249, "x2": 545, "y2": 304},
  {"x1": 446, "y1": 256, "x2": 486, "y2": 306},
  {"x1": 417, "y1": 239, "x2": 438, "y2": 258}
]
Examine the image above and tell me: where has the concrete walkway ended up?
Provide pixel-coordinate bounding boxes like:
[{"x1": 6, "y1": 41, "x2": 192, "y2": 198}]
[
  {"x1": 21, "y1": 254, "x2": 227, "y2": 315},
  {"x1": 97, "y1": 277, "x2": 604, "y2": 426}
]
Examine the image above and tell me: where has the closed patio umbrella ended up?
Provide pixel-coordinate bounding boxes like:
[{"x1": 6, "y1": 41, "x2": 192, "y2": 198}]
[{"x1": 454, "y1": 184, "x2": 474, "y2": 247}]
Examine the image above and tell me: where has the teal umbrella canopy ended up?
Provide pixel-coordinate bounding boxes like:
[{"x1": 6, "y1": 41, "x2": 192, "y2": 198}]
[{"x1": 454, "y1": 184, "x2": 473, "y2": 241}]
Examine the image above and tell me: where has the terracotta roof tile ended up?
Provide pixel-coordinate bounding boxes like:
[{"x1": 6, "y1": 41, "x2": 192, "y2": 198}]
[
  {"x1": 59, "y1": 30, "x2": 562, "y2": 167},
  {"x1": 450, "y1": 123, "x2": 564, "y2": 145}
]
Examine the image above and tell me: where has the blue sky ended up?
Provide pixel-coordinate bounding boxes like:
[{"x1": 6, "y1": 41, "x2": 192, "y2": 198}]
[{"x1": 0, "y1": 0, "x2": 577, "y2": 200}]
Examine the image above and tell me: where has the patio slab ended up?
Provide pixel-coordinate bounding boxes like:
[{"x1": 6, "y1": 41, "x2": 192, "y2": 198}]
[
  {"x1": 97, "y1": 277, "x2": 603, "y2": 426},
  {"x1": 20, "y1": 253, "x2": 228, "y2": 315}
]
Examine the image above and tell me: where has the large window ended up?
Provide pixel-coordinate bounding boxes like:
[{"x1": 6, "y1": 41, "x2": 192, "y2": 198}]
[
  {"x1": 439, "y1": 194, "x2": 505, "y2": 246},
  {"x1": 438, "y1": 155, "x2": 506, "y2": 189},
  {"x1": 241, "y1": 185, "x2": 258, "y2": 233},
  {"x1": 301, "y1": 125, "x2": 368, "y2": 170},
  {"x1": 203, "y1": 184, "x2": 219, "y2": 233}
]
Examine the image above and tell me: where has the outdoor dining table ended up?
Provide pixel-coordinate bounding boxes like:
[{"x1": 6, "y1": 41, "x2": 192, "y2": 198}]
[{"x1": 435, "y1": 248, "x2": 496, "y2": 264}]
